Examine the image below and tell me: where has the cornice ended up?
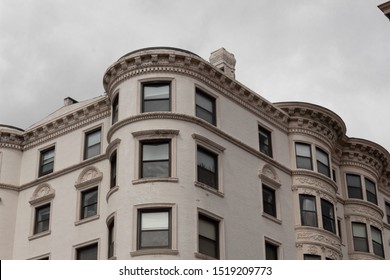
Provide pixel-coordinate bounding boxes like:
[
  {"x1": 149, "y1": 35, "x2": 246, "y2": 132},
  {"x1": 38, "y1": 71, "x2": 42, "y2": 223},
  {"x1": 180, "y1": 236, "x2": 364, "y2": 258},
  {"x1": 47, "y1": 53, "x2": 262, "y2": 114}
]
[
  {"x1": 107, "y1": 112, "x2": 291, "y2": 175},
  {"x1": 0, "y1": 183, "x2": 19, "y2": 191},
  {"x1": 0, "y1": 130, "x2": 24, "y2": 151},
  {"x1": 103, "y1": 49, "x2": 289, "y2": 132}
]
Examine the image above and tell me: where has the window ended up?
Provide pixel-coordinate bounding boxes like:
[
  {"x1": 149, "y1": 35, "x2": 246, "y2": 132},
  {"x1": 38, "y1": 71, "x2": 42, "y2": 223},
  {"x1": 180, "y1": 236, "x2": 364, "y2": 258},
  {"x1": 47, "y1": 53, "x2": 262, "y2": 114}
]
[
  {"x1": 76, "y1": 243, "x2": 98, "y2": 260},
  {"x1": 141, "y1": 140, "x2": 170, "y2": 178},
  {"x1": 332, "y1": 169, "x2": 337, "y2": 183},
  {"x1": 259, "y1": 126, "x2": 273, "y2": 157},
  {"x1": 346, "y1": 174, "x2": 363, "y2": 199},
  {"x1": 197, "y1": 146, "x2": 218, "y2": 189},
  {"x1": 84, "y1": 128, "x2": 101, "y2": 159},
  {"x1": 386, "y1": 202, "x2": 390, "y2": 224},
  {"x1": 352, "y1": 222, "x2": 368, "y2": 252},
  {"x1": 34, "y1": 204, "x2": 50, "y2": 234},
  {"x1": 142, "y1": 82, "x2": 170, "y2": 112},
  {"x1": 304, "y1": 254, "x2": 321, "y2": 260},
  {"x1": 365, "y1": 178, "x2": 377, "y2": 205},
  {"x1": 371, "y1": 226, "x2": 384, "y2": 258},
  {"x1": 265, "y1": 242, "x2": 278, "y2": 260},
  {"x1": 112, "y1": 94, "x2": 119, "y2": 124},
  {"x1": 295, "y1": 143, "x2": 312, "y2": 170},
  {"x1": 196, "y1": 89, "x2": 216, "y2": 125},
  {"x1": 108, "y1": 219, "x2": 115, "y2": 259},
  {"x1": 337, "y1": 219, "x2": 342, "y2": 240},
  {"x1": 262, "y1": 185, "x2": 276, "y2": 217},
  {"x1": 39, "y1": 147, "x2": 55, "y2": 177},
  {"x1": 138, "y1": 209, "x2": 171, "y2": 250},
  {"x1": 110, "y1": 151, "x2": 117, "y2": 188},
  {"x1": 316, "y1": 147, "x2": 330, "y2": 177},
  {"x1": 198, "y1": 214, "x2": 219, "y2": 259},
  {"x1": 321, "y1": 199, "x2": 335, "y2": 233},
  {"x1": 299, "y1": 194, "x2": 317, "y2": 227},
  {"x1": 80, "y1": 187, "x2": 98, "y2": 219}
]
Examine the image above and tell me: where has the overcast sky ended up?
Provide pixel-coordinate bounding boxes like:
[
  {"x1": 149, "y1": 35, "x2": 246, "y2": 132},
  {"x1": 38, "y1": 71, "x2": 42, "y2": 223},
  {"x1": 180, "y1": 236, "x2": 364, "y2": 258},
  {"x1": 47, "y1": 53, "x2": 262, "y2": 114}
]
[{"x1": 1, "y1": 0, "x2": 389, "y2": 151}]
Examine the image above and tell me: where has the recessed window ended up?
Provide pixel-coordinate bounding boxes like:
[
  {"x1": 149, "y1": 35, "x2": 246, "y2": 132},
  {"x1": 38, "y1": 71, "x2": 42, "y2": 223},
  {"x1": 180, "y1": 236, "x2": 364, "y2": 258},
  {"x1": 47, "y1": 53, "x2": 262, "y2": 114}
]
[
  {"x1": 39, "y1": 147, "x2": 55, "y2": 177},
  {"x1": 108, "y1": 219, "x2": 115, "y2": 259},
  {"x1": 110, "y1": 151, "x2": 117, "y2": 188},
  {"x1": 262, "y1": 185, "x2": 276, "y2": 217},
  {"x1": 299, "y1": 194, "x2": 317, "y2": 227},
  {"x1": 84, "y1": 128, "x2": 101, "y2": 160},
  {"x1": 34, "y1": 204, "x2": 51, "y2": 235},
  {"x1": 385, "y1": 202, "x2": 390, "y2": 224},
  {"x1": 195, "y1": 89, "x2": 216, "y2": 125},
  {"x1": 295, "y1": 143, "x2": 312, "y2": 170},
  {"x1": 365, "y1": 178, "x2": 377, "y2": 205},
  {"x1": 346, "y1": 174, "x2": 363, "y2": 199},
  {"x1": 352, "y1": 222, "x2": 368, "y2": 252},
  {"x1": 142, "y1": 82, "x2": 170, "y2": 112},
  {"x1": 141, "y1": 141, "x2": 170, "y2": 178},
  {"x1": 112, "y1": 94, "x2": 119, "y2": 124},
  {"x1": 138, "y1": 209, "x2": 171, "y2": 250},
  {"x1": 80, "y1": 187, "x2": 98, "y2": 219},
  {"x1": 76, "y1": 243, "x2": 98, "y2": 260},
  {"x1": 265, "y1": 242, "x2": 278, "y2": 260},
  {"x1": 371, "y1": 226, "x2": 384, "y2": 258},
  {"x1": 198, "y1": 214, "x2": 219, "y2": 259},
  {"x1": 197, "y1": 146, "x2": 218, "y2": 189},
  {"x1": 316, "y1": 147, "x2": 330, "y2": 177},
  {"x1": 321, "y1": 199, "x2": 335, "y2": 233},
  {"x1": 259, "y1": 126, "x2": 273, "y2": 157}
]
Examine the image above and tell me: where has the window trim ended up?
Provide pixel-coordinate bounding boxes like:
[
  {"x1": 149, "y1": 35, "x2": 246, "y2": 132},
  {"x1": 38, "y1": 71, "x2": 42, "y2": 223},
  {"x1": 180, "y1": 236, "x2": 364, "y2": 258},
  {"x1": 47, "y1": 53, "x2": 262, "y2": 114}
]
[
  {"x1": 258, "y1": 125, "x2": 273, "y2": 158},
  {"x1": 73, "y1": 239, "x2": 100, "y2": 260},
  {"x1": 83, "y1": 126, "x2": 102, "y2": 160}
]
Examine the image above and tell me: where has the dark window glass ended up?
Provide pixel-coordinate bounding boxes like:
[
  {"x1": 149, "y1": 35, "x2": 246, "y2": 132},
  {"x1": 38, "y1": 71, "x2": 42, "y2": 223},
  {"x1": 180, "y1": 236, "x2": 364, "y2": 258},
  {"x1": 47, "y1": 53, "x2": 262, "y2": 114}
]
[
  {"x1": 346, "y1": 174, "x2": 363, "y2": 199},
  {"x1": 371, "y1": 226, "x2": 384, "y2": 258},
  {"x1": 197, "y1": 146, "x2": 218, "y2": 189},
  {"x1": 263, "y1": 185, "x2": 276, "y2": 217},
  {"x1": 385, "y1": 202, "x2": 390, "y2": 224},
  {"x1": 81, "y1": 187, "x2": 98, "y2": 219},
  {"x1": 110, "y1": 152, "x2": 117, "y2": 188},
  {"x1": 199, "y1": 214, "x2": 219, "y2": 259},
  {"x1": 76, "y1": 243, "x2": 98, "y2": 260},
  {"x1": 295, "y1": 143, "x2": 312, "y2": 170},
  {"x1": 321, "y1": 199, "x2": 335, "y2": 233},
  {"x1": 304, "y1": 254, "x2": 321, "y2": 260},
  {"x1": 365, "y1": 178, "x2": 377, "y2": 205},
  {"x1": 138, "y1": 209, "x2": 170, "y2": 250},
  {"x1": 300, "y1": 194, "x2": 317, "y2": 227},
  {"x1": 316, "y1": 147, "x2": 330, "y2": 177},
  {"x1": 34, "y1": 204, "x2": 50, "y2": 234},
  {"x1": 337, "y1": 219, "x2": 342, "y2": 240},
  {"x1": 259, "y1": 126, "x2": 273, "y2": 157},
  {"x1": 141, "y1": 141, "x2": 170, "y2": 178},
  {"x1": 84, "y1": 128, "x2": 101, "y2": 159},
  {"x1": 39, "y1": 147, "x2": 55, "y2": 177},
  {"x1": 265, "y1": 242, "x2": 278, "y2": 260},
  {"x1": 196, "y1": 89, "x2": 216, "y2": 125},
  {"x1": 332, "y1": 169, "x2": 337, "y2": 183},
  {"x1": 352, "y1": 222, "x2": 368, "y2": 252},
  {"x1": 112, "y1": 94, "x2": 119, "y2": 124},
  {"x1": 142, "y1": 82, "x2": 170, "y2": 112},
  {"x1": 108, "y1": 219, "x2": 115, "y2": 258}
]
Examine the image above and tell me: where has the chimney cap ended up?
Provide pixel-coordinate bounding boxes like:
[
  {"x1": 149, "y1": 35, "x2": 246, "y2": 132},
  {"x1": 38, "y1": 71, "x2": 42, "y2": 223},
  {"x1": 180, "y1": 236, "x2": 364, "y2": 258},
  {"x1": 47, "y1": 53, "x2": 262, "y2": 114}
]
[{"x1": 64, "y1": 97, "x2": 78, "y2": 106}]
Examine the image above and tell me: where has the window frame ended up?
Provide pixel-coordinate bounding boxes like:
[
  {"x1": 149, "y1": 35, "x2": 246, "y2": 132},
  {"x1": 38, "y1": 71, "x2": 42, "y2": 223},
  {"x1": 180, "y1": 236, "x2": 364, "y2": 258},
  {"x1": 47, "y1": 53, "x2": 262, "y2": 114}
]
[
  {"x1": 195, "y1": 88, "x2": 216, "y2": 125},
  {"x1": 33, "y1": 203, "x2": 51, "y2": 235},
  {"x1": 295, "y1": 142, "x2": 313, "y2": 170},
  {"x1": 198, "y1": 213, "x2": 220, "y2": 259},
  {"x1": 371, "y1": 226, "x2": 384, "y2": 258},
  {"x1": 299, "y1": 194, "x2": 318, "y2": 227},
  {"x1": 83, "y1": 127, "x2": 102, "y2": 160},
  {"x1": 262, "y1": 184, "x2": 276, "y2": 218},
  {"x1": 316, "y1": 147, "x2": 330, "y2": 177},
  {"x1": 197, "y1": 145, "x2": 219, "y2": 190},
  {"x1": 141, "y1": 81, "x2": 171, "y2": 113},
  {"x1": 112, "y1": 93, "x2": 119, "y2": 124},
  {"x1": 110, "y1": 151, "x2": 117, "y2": 189},
  {"x1": 346, "y1": 174, "x2": 363, "y2": 200},
  {"x1": 265, "y1": 240, "x2": 279, "y2": 260},
  {"x1": 365, "y1": 178, "x2": 377, "y2": 205},
  {"x1": 140, "y1": 140, "x2": 171, "y2": 179},
  {"x1": 80, "y1": 186, "x2": 98, "y2": 220},
  {"x1": 107, "y1": 215, "x2": 115, "y2": 259},
  {"x1": 39, "y1": 146, "x2": 55, "y2": 177},
  {"x1": 75, "y1": 241, "x2": 99, "y2": 260},
  {"x1": 258, "y1": 126, "x2": 273, "y2": 158},
  {"x1": 320, "y1": 198, "x2": 336, "y2": 234},
  {"x1": 352, "y1": 222, "x2": 369, "y2": 253},
  {"x1": 385, "y1": 201, "x2": 390, "y2": 224}
]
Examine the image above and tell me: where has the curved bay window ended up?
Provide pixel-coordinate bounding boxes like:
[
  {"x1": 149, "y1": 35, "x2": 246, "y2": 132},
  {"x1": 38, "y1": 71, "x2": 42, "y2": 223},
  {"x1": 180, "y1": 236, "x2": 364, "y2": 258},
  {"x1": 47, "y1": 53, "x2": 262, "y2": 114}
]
[{"x1": 299, "y1": 194, "x2": 317, "y2": 227}]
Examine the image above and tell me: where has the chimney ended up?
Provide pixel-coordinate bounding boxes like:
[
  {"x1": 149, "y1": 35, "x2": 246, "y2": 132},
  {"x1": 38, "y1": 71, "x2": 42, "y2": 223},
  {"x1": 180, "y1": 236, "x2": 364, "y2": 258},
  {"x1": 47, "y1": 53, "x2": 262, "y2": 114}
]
[
  {"x1": 378, "y1": 1, "x2": 390, "y2": 20},
  {"x1": 209, "y1": 48, "x2": 236, "y2": 79},
  {"x1": 64, "y1": 97, "x2": 78, "y2": 106}
]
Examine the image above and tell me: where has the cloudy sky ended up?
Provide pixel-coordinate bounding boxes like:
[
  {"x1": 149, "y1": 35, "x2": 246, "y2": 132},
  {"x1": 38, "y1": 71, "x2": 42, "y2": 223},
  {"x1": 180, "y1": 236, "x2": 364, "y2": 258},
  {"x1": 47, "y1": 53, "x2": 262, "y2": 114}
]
[{"x1": 1, "y1": 0, "x2": 389, "y2": 150}]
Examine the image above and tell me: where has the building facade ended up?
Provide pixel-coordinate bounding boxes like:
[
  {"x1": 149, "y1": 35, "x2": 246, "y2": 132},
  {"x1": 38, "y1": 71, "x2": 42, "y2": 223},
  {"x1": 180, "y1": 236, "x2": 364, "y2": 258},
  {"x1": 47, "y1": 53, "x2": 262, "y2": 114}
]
[{"x1": 1, "y1": 47, "x2": 390, "y2": 260}]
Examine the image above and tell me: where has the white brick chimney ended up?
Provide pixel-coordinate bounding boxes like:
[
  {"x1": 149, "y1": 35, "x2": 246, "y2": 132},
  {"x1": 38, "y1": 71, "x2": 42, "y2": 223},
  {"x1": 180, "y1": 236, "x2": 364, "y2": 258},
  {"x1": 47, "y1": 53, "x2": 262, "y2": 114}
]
[{"x1": 209, "y1": 48, "x2": 236, "y2": 79}]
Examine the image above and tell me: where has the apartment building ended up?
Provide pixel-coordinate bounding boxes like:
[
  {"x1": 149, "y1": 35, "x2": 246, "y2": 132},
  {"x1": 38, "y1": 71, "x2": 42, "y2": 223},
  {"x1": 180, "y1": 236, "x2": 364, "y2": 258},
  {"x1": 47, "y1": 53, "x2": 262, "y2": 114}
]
[{"x1": 1, "y1": 47, "x2": 389, "y2": 260}]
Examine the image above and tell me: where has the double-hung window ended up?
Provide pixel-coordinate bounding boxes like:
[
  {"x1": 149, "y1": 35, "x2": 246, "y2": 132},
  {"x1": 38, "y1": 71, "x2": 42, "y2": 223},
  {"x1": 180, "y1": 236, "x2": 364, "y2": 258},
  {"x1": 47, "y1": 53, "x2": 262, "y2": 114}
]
[
  {"x1": 262, "y1": 185, "x2": 276, "y2": 217},
  {"x1": 195, "y1": 89, "x2": 216, "y2": 125},
  {"x1": 352, "y1": 222, "x2": 368, "y2": 252},
  {"x1": 142, "y1": 82, "x2": 170, "y2": 112},
  {"x1": 259, "y1": 126, "x2": 273, "y2": 157},
  {"x1": 299, "y1": 194, "x2": 317, "y2": 227},
  {"x1": 108, "y1": 219, "x2": 115, "y2": 259},
  {"x1": 76, "y1": 243, "x2": 98, "y2": 260},
  {"x1": 141, "y1": 140, "x2": 170, "y2": 178},
  {"x1": 371, "y1": 226, "x2": 384, "y2": 258},
  {"x1": 346, "y1": 174, "x2": 363, "y2": 199},
  {"x1": 197, "y1": 146, "x2": 218, "y2": 189},
  {"x1": 34, "y1": 204, "x2": 51, "y2": 235},
  {"x1": 138, "y1": 209, "x2": 171, "y2": 250},
  {"x1": 112, "y1": 94, "x2": 119, "y2": 124},
  {"x1": 295, "y1": 143, "x2": 312, "y2": 170},
  {"x1": 39, "y1": 147, "x2": 55, "y2": 177},
  {"x1": 321, "y1": 199, "x2": 335, "y2": 233},
  {"x1": 365, "y1": 178, "x2": 377, "y2": 205},
  {"x1": 198, "y1": 214, "x2": 219, "y2": 259},
  {"x1": 80, "y1": 187, "x2": 98, "y2": 219},
  {"x1": 265, "y1": 242, "x2": 278, "y2": 260},
  {"x1": 316, "y1": 147, "x2": 330, "y2": 177},
  {"x1": 385, "y1": 202, "x2": 390, "y2": 224},
  {"x1": 110, "y1": 151, "x2": 117, "y2": 188},
  {"x1": 84, "y1": 128, "x2": 101, "y2": 159}
]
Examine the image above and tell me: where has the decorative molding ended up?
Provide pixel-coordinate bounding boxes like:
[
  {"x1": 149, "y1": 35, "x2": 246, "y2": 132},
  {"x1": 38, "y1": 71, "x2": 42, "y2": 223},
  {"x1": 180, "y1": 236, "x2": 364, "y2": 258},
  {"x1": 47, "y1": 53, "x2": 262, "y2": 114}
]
[
  {"x1": 29, "y1": 183, "x2": 55, "y2": 205},
  {"x1": 295, "y1": 227, "x2": 342, "y2": 253},
  {"x1": 106, "y1": 138, "x2": 121, "y2": 159},
  {"x1": 132, "y1": 129, "x2": 180, "y2": 139},
  {"x1": 344, "y1": 200, "x2": 384, "y2": 226},
  {"x1": 75, "y1": 166, "x2": 103, "y2": 189},
  {"x1": 192, "y1": 133, "x2": 226, "y2": 153},
  {"x1": 259, "y1": 164, "x2": 281, "y2": 187}
]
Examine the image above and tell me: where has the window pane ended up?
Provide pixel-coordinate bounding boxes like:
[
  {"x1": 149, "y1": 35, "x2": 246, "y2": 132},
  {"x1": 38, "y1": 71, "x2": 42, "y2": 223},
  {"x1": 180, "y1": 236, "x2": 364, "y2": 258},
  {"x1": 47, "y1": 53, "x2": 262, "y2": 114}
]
[
  {"x1": 197, "y1": 149, "x2": 216, "y2": 172},
  {"x1": 199, "y1": 218, "x2": 217, "y2": 240},
  {"x1": 77, "y1": 244, "x2": 98, "y2": 260},
  {"x1": 35, "y1": 204, "x2": 50, "y2": 234},
  {"x1": 143, "y1": 143, "x2": 169, "y2": 161},
  {"x1": 198, "y1": 215, "x2": 219, "y2": 259},
  {"x1": 353, "y1": 223, "x2": 367, "y2": 238},
  {"x1": 259, "y1": 127, "x2": 272, "y2": 157},
  {"x1": 386, "y1": 202, "x2": 390, "y2": 224},
  {"x1": 265, "y1": 242, "x2": 278, "y2": 260},
  {"x1": 143, "y1": 99, "x2": 170, "y2": 112},
  {"x1": 365, "y1": 178, "x2": 377, "y2": 204},
  {"x1": 296, "y1": 157, "x2": 313, "y2": 170},
  {"x1": 196, "y1": 92, "x2": 214, "y2": 112},
  {"x1": 199, "y1": 237, "x2": 218, "y2": 258},
  {"x1": 142, "y1": 212, "x2": 169, "y2": 230},
  {"x1": 300, "y1": 195, "x2": 317, "y2": 227},
  {"x1": 316, "y1": 148, "x2": 329, "y2": 165},
  {"x1": 144, "y1": 84, "x2": 170, "y2": 100},
  {"x1": 371, "y1": 227, "x2": 382, "y2": 244},
  {"x1": 263, "y1": 186, "x2": 276, "y2": 217},
  {"x1": 347, "y1": 174, "x2": 361, "y2": 187},
  {"x1": 296, "y1": 143, "x2": 311, "y2": 157},
  {"x1": 196, "y1": 107, "x2": 214, "y2": 124},
  {"x1": 87, "y1": 130, "x2": 101, "y2": 146},
  {"x1": 139, "y1": 210, "x2": 170, "y2": 249},
  {"x1": 142, "y1": 161, "x2": 169, "y2": 178},
  {"x1": 141, "y1": 230, "x2": 169, "y2": 248},
  {"x1": 304, "y1": 254, "x2": 321, "y2": 260}
]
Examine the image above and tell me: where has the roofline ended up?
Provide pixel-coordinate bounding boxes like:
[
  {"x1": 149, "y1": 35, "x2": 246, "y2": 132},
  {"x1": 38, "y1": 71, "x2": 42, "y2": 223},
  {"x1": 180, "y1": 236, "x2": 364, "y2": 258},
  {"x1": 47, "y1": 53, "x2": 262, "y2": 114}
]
[
  {"x1": 117, "y1": 47, "x2": 201, "y2": 61},
  {"x1": 0, "y1": 124, "x2": 25, "y2": 132}
]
